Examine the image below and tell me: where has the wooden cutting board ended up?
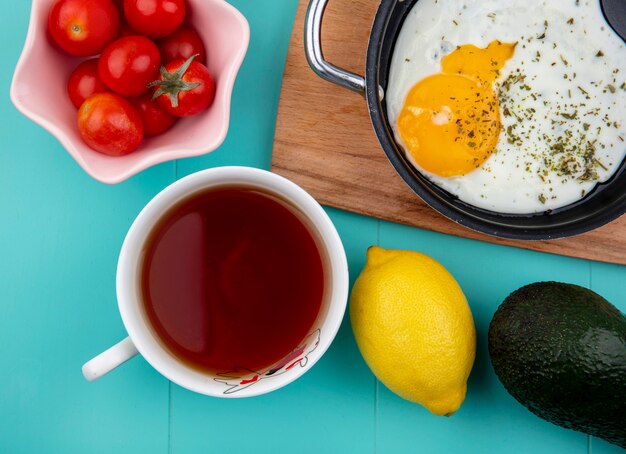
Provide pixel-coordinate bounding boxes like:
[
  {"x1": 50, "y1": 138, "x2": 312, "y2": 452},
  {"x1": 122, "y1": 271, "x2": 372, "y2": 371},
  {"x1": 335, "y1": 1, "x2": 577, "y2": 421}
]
[{"x1": 270, "y1": 0, "x2": 626, "y2": 265}]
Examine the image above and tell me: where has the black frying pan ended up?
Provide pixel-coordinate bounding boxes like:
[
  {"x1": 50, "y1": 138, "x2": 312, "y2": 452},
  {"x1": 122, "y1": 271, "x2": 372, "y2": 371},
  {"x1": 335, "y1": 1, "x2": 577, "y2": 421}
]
[{"x1": 304, "y1": 0, "x2": 626, "y2": 240}]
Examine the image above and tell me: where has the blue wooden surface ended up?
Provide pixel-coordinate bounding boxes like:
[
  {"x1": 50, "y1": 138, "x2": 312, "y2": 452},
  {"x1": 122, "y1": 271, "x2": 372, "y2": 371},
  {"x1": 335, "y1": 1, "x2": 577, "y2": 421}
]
[{"x1": 1, "y1": 1, "x2": 624, "y2": 453}]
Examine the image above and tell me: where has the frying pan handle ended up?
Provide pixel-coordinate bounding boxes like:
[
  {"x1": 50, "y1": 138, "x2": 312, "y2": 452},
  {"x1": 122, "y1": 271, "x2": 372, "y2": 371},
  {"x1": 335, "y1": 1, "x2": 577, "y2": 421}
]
[{"x1": 304, "y1": 0, "x2": 366, "y2": 94}]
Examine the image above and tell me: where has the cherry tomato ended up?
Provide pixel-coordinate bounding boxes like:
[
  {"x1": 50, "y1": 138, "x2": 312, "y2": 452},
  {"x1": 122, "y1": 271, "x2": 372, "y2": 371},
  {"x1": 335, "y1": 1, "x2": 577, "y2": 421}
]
[
  {"x1": 158, "y1": 25, "x2": 207, "y2": 64},
  {"x1": 67, "y1": 59, "x2": 109, "y2": 109},
  {"x1": 150, "y1": 55, "x2": 216, "y2": 117},
  {"x1": 123, "y1": 0, "x2": 185, "y2": 39},
  {"x1": 78, "y1": 93, "x2": 144, "y2": 156},
  {"x1": 99, "y1": 36, "x2": 161, "y2": 97},
  {"x1": 130, "y1": 92, "x2": 177, "y2": 136},
  {"x1": 111, "y1": 0, "x2": 124, "y2": 15},
  {"x1": 48, "y1": 0, "x2": 120, "y2": 56}
]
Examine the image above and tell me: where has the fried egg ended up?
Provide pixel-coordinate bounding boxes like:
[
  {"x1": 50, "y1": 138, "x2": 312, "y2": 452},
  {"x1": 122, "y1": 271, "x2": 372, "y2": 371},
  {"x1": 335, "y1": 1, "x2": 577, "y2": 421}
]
[{"x1": 387, "y1": 0, "x2": 626, "y2": 214}]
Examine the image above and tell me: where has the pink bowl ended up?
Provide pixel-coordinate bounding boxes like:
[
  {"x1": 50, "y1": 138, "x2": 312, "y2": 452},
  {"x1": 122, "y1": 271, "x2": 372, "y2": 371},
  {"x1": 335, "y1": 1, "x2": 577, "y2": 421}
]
[{"x1": 10, "y1": 0, "x2": 250, "y2": 184}]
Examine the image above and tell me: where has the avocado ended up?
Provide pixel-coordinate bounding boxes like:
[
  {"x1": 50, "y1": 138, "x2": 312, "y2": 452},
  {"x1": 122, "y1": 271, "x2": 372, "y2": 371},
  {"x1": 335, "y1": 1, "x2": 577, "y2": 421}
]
[{"x1": 488, "y1": 282, "x2": 626, "y2": 448}]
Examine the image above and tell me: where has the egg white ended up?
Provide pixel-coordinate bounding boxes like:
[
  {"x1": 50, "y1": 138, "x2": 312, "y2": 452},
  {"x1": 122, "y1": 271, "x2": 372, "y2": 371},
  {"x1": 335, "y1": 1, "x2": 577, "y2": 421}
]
[{"x1": 387, "y1": 0, "x2": 626, "y2": 214}]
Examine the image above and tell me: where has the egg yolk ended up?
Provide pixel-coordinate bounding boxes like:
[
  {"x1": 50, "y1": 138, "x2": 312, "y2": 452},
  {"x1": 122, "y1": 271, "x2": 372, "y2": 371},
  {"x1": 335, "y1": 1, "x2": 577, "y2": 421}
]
[{"x1": 397, "y1": 40, "x2": 516, "y2": 177}]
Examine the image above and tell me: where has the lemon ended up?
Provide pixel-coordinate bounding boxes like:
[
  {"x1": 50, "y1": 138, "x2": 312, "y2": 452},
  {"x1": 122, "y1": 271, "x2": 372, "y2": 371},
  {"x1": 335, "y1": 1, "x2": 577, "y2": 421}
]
[{"x1": 350, "y1": 246, "x2": 476, "y2": 416}]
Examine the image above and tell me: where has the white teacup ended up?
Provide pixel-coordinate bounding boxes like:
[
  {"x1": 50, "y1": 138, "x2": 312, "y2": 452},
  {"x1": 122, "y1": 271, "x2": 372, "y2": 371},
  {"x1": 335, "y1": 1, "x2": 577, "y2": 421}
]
[{"x1": 82, "y1": 167, "x2": 349, "y2": 397}]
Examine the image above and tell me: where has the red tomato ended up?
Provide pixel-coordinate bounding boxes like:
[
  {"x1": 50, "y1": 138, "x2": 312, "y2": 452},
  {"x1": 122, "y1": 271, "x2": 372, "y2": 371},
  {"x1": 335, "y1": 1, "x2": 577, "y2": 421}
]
[
  {"x1": 111, "y1": 0, "x2": 124, "y2": 15},
  {"x1": 130, "y1": 92, "x2": 177, "y2": 136},
  {"x1": 158, "y1": 25, "x2": 207, "y2": 64},
  {"x1": 48, "y1": 0, "x2": 120, "y2": 56},
  {"x1": 123, "y1": 0, "x2": 185, "y2": 39},
  {"x1": 67, "y1": 59, "x2": 109, "y2": 109},
  {"x1": 99, "y1": 36, "x2": 161, "y2": 97},
  {"x1": 78, "y1": 93, "x2": 144, "y2": 156},
  {"x1": 150, "y1": 55, "x2": 216, "y2": 117}
]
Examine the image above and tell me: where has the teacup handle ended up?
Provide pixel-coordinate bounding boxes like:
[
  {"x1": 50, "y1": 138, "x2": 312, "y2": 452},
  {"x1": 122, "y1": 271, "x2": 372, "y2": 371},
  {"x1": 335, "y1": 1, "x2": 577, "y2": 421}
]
[{"x1": 82, "y1": 337, "x2": 139, "y2": 382}]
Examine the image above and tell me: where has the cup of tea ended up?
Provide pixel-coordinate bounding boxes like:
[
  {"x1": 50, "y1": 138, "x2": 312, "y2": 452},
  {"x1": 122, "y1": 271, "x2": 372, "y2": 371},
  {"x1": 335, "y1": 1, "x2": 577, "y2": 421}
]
[{"x1": 82, "y1": 166, "x2": 349, "y2": 397}]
